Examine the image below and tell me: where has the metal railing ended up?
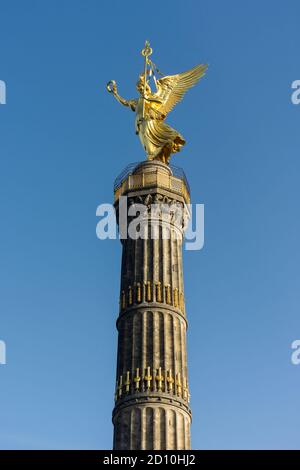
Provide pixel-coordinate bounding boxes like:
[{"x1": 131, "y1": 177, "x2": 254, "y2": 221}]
[{"x1": 114, "y1": 161, "x2": 190, "y2": 194}]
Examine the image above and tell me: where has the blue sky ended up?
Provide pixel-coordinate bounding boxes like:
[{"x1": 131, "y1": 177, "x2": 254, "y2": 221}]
[{"x1": 0, "y1": 0, "x2": 299, "y2": 450}]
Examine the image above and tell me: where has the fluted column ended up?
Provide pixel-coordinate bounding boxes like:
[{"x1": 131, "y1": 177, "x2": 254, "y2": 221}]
[
  {"x1": 113, "y1": 160, "x2": 191, "y2": 450},
  {"x1": 113, "y1": 404, "x2": 190, "y2": 450}
]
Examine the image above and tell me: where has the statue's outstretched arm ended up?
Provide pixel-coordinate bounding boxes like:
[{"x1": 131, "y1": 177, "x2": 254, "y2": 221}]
[{"x1": 106, "y1": 80, "x2": 136, "y2": 111}]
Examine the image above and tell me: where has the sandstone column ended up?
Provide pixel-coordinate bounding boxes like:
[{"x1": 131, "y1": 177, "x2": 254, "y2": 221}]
[{"x1": 112, "y1": 160, "x2": 191, "y2": 450}]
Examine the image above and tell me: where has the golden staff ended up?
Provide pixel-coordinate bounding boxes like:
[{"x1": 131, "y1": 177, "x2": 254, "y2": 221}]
[{"x1": 141, "y1": 40, "x2": 152, "y2": 119}]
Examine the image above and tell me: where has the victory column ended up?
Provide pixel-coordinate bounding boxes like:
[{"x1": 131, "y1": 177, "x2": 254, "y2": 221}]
[{"x1": 107, "y1": 41, "x2": 207, "y2": 450}]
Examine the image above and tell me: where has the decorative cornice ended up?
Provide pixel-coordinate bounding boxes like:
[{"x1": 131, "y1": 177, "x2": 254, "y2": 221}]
[
  {"x1": 112, "y1": 393, "x2": 192, "y2": 420},
  {"x1": 116, "y1": 302, "x2": 188, "y2": 330}
]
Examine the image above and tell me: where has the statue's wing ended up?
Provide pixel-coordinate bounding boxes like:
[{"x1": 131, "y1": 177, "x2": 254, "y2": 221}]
[{"x1": 154, "y1": 64, "x2": 207, "y2": 116}]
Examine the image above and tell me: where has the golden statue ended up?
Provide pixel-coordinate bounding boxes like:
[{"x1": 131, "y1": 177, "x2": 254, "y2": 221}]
[{"x1": 107, "y1": 41, "x2": 207, "y2": 164}]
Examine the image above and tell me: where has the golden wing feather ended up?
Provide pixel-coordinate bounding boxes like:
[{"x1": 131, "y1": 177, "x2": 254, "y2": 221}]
[{"x1": 154, "y1": 64, "x2": 208, "y2": 116}]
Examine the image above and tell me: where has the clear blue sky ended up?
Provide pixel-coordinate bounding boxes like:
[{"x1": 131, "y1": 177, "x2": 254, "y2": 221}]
[{"x1": 0, "y1": 0, "x2": 299, "y2": 450}]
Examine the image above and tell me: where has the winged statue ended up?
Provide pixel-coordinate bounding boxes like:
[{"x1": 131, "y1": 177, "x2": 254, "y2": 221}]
[{"x1": 107, "y1": 41, "x2": 207, "y2": 164}]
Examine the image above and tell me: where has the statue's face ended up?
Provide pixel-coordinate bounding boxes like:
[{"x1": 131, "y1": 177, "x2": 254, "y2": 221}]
[{"x1": 136, "y1": 76, "x2": 150, "y2": 97}]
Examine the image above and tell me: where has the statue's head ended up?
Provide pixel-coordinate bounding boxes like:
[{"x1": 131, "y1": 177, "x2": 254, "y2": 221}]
[{"x1": 136, "y1": 74, "x2": 151, "y2": 96}]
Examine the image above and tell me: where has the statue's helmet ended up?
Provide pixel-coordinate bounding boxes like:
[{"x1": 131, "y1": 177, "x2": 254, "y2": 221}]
[{"x1": 136, "y1": 74, "x2": 151, "y2": 95}]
